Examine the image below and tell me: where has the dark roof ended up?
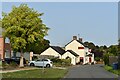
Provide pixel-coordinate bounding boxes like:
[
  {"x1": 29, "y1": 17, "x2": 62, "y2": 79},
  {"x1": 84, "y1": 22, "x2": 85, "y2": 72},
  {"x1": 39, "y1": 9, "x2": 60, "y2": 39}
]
[
  {"x1": 76, "y1": 40, "x2": 88, "y2": 47},
  {"x1": 50, "y1": 46, "x2": 65, "y2": 55},
  {"x1": 66, "y1": 50, "x2": 79, "y2": 56},
  {"x1": 65, "y1": 40, "x2": 88, "y2": 47}
]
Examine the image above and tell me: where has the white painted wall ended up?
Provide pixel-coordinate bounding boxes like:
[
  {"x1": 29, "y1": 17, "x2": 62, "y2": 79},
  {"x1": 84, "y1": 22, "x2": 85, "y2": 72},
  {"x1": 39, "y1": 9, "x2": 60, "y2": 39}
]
[
  {"x1": 65, "y1": 40, "x2": 86, "y2": 64},
  {"x1": 62, "y1": 51, "x2": 77, "y2": 65},
  {"x1": 40, "y1": 47, "x2": 62, "y2": 59}
]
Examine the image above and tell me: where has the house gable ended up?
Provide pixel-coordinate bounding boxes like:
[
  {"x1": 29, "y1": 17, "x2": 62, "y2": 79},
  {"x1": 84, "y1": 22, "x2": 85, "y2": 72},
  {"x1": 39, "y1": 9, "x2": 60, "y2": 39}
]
[
  {"x1": 65, "y1": 40, "x2": 85, "y2": 51},
  {"x1": 50, "y1": 46, "x2": 65, "y2": 55},
  {"x1": 40, "y1": 46, "x2": 65, "y2": 59},
  {"x1": 41, "y1": 47, "x2": 60, "y2": 57}
]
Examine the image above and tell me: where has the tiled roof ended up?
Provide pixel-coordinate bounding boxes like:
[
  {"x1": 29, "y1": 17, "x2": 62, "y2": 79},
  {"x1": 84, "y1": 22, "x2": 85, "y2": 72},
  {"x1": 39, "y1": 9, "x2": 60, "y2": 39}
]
[
  {"x1": 50, "y1": 46, "x2": 65, "y2": 55},
  {"x1": 66, "y1": 50, "x2": 79, "y2": 56}
]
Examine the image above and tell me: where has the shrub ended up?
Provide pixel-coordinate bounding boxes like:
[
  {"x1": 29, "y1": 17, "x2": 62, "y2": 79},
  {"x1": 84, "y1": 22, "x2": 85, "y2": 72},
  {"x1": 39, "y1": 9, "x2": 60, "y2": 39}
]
[
  {"x1": 50, "y1": 58, "x2": 71, "y2": 67},
  {"x1": 61, "y1": 59, "x2": 71, "y2": 66},
  {"x1": 51, "y1": 58, "x2": 62, "y2": 63},
  {"x1": 9, "y1": 61, "x2": 18, "y2": 68},
  {"x1": 95, "y1": 57, "x2": 100, "y2": 61},
  {"x1": 2, "y1": 61, "x2": 9, "y2": 69},
  {"x1": 103, "y1": 53, "x2": 109, "y2": 65}
]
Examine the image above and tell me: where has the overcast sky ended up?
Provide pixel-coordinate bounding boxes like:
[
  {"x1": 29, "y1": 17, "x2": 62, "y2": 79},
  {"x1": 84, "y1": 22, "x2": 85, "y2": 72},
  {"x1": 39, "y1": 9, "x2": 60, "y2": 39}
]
[{"x1": 1, "y1": 1, "x2": 118, "y2": 47}]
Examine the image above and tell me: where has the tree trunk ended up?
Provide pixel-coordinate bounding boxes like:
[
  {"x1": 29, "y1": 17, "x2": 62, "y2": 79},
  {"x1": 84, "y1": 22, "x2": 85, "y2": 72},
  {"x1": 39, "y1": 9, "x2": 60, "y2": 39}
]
[{"x1": 19, "y1": 49, "x2": 24, "y2": 68}]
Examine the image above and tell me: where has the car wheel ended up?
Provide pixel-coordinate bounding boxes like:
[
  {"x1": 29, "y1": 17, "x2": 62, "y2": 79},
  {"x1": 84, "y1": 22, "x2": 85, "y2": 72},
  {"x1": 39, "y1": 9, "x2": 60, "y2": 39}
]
[
  {"x1": 46, "y1": 64, "x2": 50, "y2": 68},
  {"x1": 30, "y1": 63, "x2": 35, "y2": 66}
]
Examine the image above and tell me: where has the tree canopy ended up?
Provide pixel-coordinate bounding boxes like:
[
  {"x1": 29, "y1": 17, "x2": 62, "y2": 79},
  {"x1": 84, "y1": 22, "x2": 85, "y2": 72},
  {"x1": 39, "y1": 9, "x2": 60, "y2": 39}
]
[
  {"x1": 1, "y1": 4, "x2": 49, "y2": 67},
  {"x1": 2, "y1": 4, "x2": 49, "y2": 52}
]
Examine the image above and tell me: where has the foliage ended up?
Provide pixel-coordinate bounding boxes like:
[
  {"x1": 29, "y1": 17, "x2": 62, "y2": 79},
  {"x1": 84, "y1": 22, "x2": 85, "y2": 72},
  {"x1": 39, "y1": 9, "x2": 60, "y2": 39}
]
[
  {"x1": 84, "y1": 41, "x2": 103, "y2": 58},
  {"x1": 2, "y1": 68, "x2": 68, "y2": 78},
  {"x1": 108, "y1": 45, "x2": 118, "y2": 56},
  {"x1": 51, "y1": 58, "x2": 71, "y2": 67},
  {"x1": 1, "y1": 4, "x2": 49, "y2": 67},
  {"x1": 2, "y1": 61, "x2": 18, "y2": 69},
  {"x1": 9, "y1": 61, "x2": 18, "y2": 67},
  {"x1": 28, "y1": 39, "x2": 50, "y2": 54},
  {"x1": 2, "y1": 4, "x2": 49, "y2": 52},
  {"x1": 95, "y1": 57, "x2": 100, "y2": 61},
  {"x1": 103, "y1": 53, "x2": 109, "y2": 65},
  {"x1": 2, "y1": 61, "x2": 9, "y2": 69},
  {"x1": 104, "y1": 65, "x2": 120, "y2": 75}
]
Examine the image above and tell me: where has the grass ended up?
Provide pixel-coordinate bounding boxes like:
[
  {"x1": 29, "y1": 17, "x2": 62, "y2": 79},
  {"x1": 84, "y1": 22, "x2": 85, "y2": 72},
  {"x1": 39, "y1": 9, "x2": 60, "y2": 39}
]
[
  {"x1": 104, "y1": 65, "x2": 120, "y2": 75},
  {"x1": 0, "y1": 61, "x2": 2, "y2": 66},
  {"x1": 2, "y1": 68, "x2": 68, "y2": 79}
]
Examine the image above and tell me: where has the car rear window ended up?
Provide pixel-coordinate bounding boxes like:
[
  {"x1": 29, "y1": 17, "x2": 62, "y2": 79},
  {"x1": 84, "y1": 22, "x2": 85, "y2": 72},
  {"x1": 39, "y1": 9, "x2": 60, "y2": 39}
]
[{"x1": 42, "y1": 59, "x2": 48, "y2": 61}]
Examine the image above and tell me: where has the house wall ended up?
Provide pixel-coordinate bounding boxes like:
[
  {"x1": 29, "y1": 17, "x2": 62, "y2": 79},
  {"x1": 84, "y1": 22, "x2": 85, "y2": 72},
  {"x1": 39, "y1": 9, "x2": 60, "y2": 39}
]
[
  {"x1": 62, "y1": 51, "x2": 77, "y2": 65},
  {"x1": 0, "y1": 37, "x2": 4, "y2": 60},
  {"x1": 40, "y1": 47, "x2": 62, "y2": 59},
  {"x1": 85, "y1": 54, "x2": 94, "y2": 64},
  {"x1": 65, "y1": 40, "x2": 86, "y2": 64}
]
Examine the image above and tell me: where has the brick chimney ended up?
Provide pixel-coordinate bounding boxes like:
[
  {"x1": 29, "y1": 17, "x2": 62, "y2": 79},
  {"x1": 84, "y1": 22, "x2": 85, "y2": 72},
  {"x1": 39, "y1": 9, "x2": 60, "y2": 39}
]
[
  {"x1": 79, "y1": 38, "x2": 83, "y2": 42},
  {"x1": 73, "y1": 36, "x2": 77, "y2": 40}
]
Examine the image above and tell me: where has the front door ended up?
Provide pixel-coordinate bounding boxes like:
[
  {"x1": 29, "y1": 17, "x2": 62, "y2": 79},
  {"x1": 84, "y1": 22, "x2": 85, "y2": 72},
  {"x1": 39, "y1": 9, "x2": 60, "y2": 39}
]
[
  {"x1": 89, "y1": 57, "x2": 91, "y2": 63},
  {"x1": 80, "y1": 57, "x2": 83, "y2": 64}
]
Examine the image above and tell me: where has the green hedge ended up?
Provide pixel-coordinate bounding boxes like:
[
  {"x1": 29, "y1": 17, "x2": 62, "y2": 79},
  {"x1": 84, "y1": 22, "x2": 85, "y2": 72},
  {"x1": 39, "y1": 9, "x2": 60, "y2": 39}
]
[
  {"x1": 51, "y1": 58, "x2": 71, "y2": 67},
  {"x1": 103, "y1": 53, "x2": 109, "y2": 65}
]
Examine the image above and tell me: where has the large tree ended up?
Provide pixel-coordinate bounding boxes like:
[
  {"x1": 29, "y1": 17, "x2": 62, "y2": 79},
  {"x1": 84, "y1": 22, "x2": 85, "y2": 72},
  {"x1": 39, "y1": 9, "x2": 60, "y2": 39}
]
[
  {"x1": 28, "y1": 39, "x2": 50, "y2": 54},
  {"x1": 2, "y1": 4, "x2": 49, "y2": 67}
]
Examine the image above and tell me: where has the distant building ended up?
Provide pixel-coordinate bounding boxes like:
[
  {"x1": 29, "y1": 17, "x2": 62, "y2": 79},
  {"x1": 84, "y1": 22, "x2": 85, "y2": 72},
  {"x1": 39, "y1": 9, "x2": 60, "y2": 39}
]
[
  {"x1": 0, "y1": 37, "x2": 5, "y2": 60},
  {"x1": 41, "y1": 36, "x2": 94, "y2": 65}
]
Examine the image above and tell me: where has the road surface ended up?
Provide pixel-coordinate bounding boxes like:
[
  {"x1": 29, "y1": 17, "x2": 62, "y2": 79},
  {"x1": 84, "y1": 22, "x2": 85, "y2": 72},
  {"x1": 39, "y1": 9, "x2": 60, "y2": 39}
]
[{"x1": 63, "y1": 64, "x2": 119, "y2": 79}]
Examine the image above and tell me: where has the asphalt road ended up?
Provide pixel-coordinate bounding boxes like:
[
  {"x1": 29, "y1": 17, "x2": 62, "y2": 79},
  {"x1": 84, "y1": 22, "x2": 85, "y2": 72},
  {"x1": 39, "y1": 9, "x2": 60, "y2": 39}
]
[{"x1": 63, "y1": 64, "x2": 118, "y2": 79}]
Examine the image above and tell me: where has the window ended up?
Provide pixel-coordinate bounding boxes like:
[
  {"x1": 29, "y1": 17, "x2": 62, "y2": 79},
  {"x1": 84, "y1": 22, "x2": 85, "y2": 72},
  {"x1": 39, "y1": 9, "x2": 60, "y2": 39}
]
[
  {"x1": 78, "y1": 47, "x2": 84, "y2": 49},
  {"x1": 42, "y1": 59, "x2": 48, "y2": 61}
]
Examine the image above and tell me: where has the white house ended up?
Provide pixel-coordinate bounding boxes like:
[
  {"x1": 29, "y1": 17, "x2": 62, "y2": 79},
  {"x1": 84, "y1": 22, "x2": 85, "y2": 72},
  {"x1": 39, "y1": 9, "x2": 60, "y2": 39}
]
[
  {"x1": 62, "y1": 50, "x2": 79, "y2": 65},
  {"x1": 40, "y1": 36, "x2": 94, "y2": 65},
  {"x1": 64, "y1": 36, "x2": 94, "y2": 65},
  {"x1": 40, "y1": 46, "x2": 65, "y2": 59}
]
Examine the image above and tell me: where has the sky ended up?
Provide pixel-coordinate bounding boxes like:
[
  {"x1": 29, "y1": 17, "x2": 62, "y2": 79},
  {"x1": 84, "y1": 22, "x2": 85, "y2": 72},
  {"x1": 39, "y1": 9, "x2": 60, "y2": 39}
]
[{"x1": 1, "y1": 1, "x2": 118, "y2": 47}]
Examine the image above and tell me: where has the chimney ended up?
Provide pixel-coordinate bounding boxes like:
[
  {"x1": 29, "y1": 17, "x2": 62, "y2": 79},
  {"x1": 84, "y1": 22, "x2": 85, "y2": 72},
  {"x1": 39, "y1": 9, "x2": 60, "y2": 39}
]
[
  {"x1": 73, "y1": 36, "x2": 77, "y2": 40},
  {"x1": 79, "y1": 38, "x2": 83, "y2": 42}
]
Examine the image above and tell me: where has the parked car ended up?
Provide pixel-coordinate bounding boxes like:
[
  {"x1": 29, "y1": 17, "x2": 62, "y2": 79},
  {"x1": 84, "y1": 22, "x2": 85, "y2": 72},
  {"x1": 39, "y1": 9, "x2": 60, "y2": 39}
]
[
  {"x1": 4, "y1": 57, "x2": 26, "y2": 65},
  {"x1": 28, "y1": 59, "x2": 53, "y2": 68}
]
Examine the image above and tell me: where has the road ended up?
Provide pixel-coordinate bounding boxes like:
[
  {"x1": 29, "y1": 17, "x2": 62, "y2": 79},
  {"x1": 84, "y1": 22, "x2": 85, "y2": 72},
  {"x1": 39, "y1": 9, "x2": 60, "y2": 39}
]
[{"x1": 63, "y1": 64, "x2": 119, "y2": 79}]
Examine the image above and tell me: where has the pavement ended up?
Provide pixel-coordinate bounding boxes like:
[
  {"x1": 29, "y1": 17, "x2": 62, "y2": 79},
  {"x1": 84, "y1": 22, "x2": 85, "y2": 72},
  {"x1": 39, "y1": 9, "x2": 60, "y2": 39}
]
[
  {"x1": 0, "y1": 66, "x2": 67, "y2": 73},
  {"x1": 63, "y1": 64, "x2": 119, "y2": 79},
  {"x1": 0, "y1": 67, "x2": 39, "y2": 73}
]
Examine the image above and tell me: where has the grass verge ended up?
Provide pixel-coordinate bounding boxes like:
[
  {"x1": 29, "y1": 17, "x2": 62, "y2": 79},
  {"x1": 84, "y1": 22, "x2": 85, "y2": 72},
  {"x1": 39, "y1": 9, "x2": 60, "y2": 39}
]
[
  {"x1": 104, "y1": 65, "x2": 120, "y2": 75},
  {"x1": 2, "y1": 68, "x2": 68, "y2": 79}
]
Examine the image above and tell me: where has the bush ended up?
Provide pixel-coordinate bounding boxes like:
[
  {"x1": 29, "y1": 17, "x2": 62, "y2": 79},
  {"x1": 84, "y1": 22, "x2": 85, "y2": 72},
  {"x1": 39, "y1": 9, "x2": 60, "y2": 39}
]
[
  {"x1": 103, "y1": 53, "x2": 109, "y2": 65},
  {"x1": 61, "y1": 59, "x2": 71, "y2": 66},
  {"x1": 95, "y1": 57, "x2": 100, "y2": 61},
  {"x1": 9, "y1": 61, "x2": 18, "y2": 68},
  {"x1": 50, "y1": 58, "x2": 71, "y2": 67},
  {"x1": 2, "y1": 61, "x2": 9, "y2": 69},
  {"x1": 51, "y1": 58, "x2": 62, "y2": 63}
]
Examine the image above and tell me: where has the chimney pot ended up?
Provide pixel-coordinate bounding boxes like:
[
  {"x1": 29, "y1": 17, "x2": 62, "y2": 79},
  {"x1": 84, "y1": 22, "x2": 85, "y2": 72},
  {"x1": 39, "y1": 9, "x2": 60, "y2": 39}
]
[
  {"x1": 73, "y1": 36, "x2": 77, "y2": 40},
  {"x1": 79, "y1": 38, "x2": 83, "y2": 42}
]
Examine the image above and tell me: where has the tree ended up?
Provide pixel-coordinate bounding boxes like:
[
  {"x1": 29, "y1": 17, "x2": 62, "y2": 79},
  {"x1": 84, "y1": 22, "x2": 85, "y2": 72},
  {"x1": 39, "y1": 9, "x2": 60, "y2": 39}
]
[
  {"x1": 108, "y1": 45, "x2": 118, "y2": 56},
  {"x1": 103, "y1": 53, "x2": 109, "y2": 65},
  {"x1": 28, "y1": 39, "x2": 50, "y2": 54},
  {"x1": 2, "y1": 4, "x2": 49, "y2": 67}
]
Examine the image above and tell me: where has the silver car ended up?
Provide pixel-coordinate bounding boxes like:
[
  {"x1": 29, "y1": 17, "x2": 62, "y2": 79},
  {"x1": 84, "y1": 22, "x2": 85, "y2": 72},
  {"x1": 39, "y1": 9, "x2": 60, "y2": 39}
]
[{"x1": 28, "y1": 59, "x2": 53, "y2": 68}]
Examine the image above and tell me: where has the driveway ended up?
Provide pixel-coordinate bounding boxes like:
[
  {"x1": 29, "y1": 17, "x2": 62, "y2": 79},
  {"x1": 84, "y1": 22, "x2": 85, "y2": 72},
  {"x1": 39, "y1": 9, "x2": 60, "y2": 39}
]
[{"x1": 63, "y1": 64, "x2": 118, "y2": 79}]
